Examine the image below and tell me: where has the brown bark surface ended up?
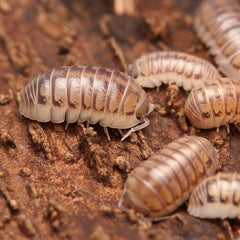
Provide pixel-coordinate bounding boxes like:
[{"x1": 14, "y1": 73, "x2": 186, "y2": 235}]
[{"x1": 0, "y1": 0, "x2": 239, "y2": 239}]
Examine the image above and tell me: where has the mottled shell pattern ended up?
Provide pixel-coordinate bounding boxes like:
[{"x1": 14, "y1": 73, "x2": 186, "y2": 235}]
[
  {"x1": 188, "y1": 172, "x2": 240, "y2": 219},
  {"x1": 184, "y1": 77, "x2": 240, "y2": 130}
]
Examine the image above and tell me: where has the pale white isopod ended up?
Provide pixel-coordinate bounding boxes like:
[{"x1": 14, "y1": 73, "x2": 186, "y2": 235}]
[{"x1": 188, "y1": 172, "x2": 240, "y2": 219}]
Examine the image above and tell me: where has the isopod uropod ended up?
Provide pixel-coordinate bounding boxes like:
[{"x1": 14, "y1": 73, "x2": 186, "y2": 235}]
[
  {"x1": 188, "y1": 172, "x2": 240, "y2": 219},
  {"x1": 184, "y1": 77, "x2": 240, "y2": 131},
  {"x1": 128, "y1": 51, "x2": 220, "y2": 91},
  {"x1": 194, "y1": 0, "x2": 240, "y2": 80},
  {"x1": 19, "y1": 65, "x2": 154, "y2": 141},
  {"x1": 118, "y1": 136, "x2": 219, "y2": 220}
]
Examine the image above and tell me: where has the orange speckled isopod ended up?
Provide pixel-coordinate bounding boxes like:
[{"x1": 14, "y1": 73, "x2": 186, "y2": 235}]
[
  {"x1": 128, "y1": 51, "x2": 220, "y2": 91},
  {"x1": 194, "y1": 0, "x2": 240, "y2": 80},
  {"x1": 184, "y1": 77, "x2": 240, "y2": 131},
  {"x1": 118, "y1": 135, "x2": 219, "y2": 220},
  {"x1": 19, "y1": 65, "x2": 154, "y2": 141},
  {"x1": 188, "y1": 172, "x2": 240, "y2": 219}
]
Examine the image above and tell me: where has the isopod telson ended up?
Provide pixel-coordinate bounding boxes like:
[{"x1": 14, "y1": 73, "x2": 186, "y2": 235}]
[
  {"x1": 118, "y1": 136, "x2": 219, "y2": 220},
  {"x1": 19, "y1": 65, "x2": 154, "y2": 141},
  {"x1": 128, "y1": 51, "x2": 220, "y2": 91},
  {"x1": 184, "y1": 77, "x2": 240, "y2": 131},
  {"x1": 194, "y1": 0, "x2": 240, "y2": 80},
  {"x1": 188, "y1": 172, "x2": 240, "y2": 219}
]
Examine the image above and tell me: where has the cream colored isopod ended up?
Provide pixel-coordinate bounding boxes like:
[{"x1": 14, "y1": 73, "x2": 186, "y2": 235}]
[
  {"x1": 19, "y1": 65, "x2": 154, "y2": 141},
  {"x1": 128, "y1": 51, "x2": 220, "y2": 91},
  {"x1": 194, "y1": 0, "x2": 240, "y2": 80}
]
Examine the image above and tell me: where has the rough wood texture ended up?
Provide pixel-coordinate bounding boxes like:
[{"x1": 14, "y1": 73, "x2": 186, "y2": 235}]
[{"x1": 0, "y1": 0, "x2": 240, "y2": 239}]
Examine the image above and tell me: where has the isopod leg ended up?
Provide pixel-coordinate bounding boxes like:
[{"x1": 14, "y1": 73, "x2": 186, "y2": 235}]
[
  {"x1": 150, "y1": 215, "x2": 170, "y2": 222},
  {"x1": 104, "y1": 127, "x2": 111, "y2": 141},
  {"x1": 118, "y1": 129, "x2": 123, "y2": 136},
  {"x1": 226, "y1": 124, "x2": 230, "y2": 134},
  {"x1": 216, "y1": 125, "x2": 231, "y2": 134},
  {"x1": 65, "y1": 122, "x2": 69, "y2": 130}
]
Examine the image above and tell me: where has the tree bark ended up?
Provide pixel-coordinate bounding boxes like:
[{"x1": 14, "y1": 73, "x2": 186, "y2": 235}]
[{"x1": 0, "y1": 0, "x2": 239, "y2": 239}]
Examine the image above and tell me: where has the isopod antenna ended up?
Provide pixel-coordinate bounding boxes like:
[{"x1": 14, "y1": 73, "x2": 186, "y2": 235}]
[{"x1": 121, "y1": 117, "x2": 150, "y2": 141}]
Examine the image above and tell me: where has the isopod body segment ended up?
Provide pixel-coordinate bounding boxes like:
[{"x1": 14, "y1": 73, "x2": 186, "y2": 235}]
[
  {"x1": 188, "y1": 172, "x2": 240, "y2": 219},
  {"x1": 118, "y1": 136, "x2": 219, "y2": 220},
  {"x1": 184, "y1": 77, "x2": 240, "y2": 130},
  {"x1": 19, "y1": 65, "x2": 154, "y2": 141},
  {"x1": 194, "y1": 0, "x2": 240, "y2": 80},
  {"x1": 128, "y1": 51, "x2": 220, "y2": 91}
]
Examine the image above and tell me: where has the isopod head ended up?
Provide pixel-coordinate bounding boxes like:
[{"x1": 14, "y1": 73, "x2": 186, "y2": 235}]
[
  {"x1": 128, "y1": 61, "x2": 156, "y2": 88},
  {"x1": 184, "y1": 87, "x2": 207, "y2": 129},
  {"x1": 117, "y1": 91, "x2": 154, "y2": 141},
  {"x1": 135, "y1": 94, "x2": 154, "y2": 121},
  {"x1": 107, "y1": 89, "x2": 153, "y2": 130}
]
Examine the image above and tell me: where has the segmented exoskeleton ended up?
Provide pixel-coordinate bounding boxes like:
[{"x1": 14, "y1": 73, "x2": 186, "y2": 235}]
[
  {"x1": 194, "y1": 0, "x2": 240, "y2": 80},
  {"x1": 19, "y1": 65, "x2": 154, "y2": 141},
  {"x1": 184, "y1": 77, "x2": 240, "y2": 131},
  {"x1": 118, "y1": 136, "x2": 219, "y2": 220},
  {"x1": 128, "y1": 51, "x2": 220, "y2": 91},
  {"x1": 188, "y1": 172, "x2": 240, "y2": 219}
]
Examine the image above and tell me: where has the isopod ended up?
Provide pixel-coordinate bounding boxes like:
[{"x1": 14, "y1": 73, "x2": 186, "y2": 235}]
[
  {"x1": 19, "y1": 65, "x2": 154, "y2": 141},
  {"x1": 128, "y1": 51, "x2": 220, "y2": 91},
  {"x1": 194, "y1": 0, "x2": 240, "y2": 80},
  {"x1": 184, "y1": 77, "x2": 240, "y2": 131},
  {"x1": 118, "y1": 135, "x2": 219, "y2": 220},
  {"x1": 188, "y1": 172, "x2": 240, "y2": 219}
]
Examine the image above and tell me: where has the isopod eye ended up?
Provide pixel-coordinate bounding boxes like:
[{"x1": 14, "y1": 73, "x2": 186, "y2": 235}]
[
  {"x1": 133, "y1": 74, "x2": 138, "y2": 79},
  {"x1": 136, "y1": 115, "x2": 141, "y2": 120},
  {"x1": 129, "y1": 63, "x2": 139, "y2": 79}
]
